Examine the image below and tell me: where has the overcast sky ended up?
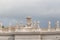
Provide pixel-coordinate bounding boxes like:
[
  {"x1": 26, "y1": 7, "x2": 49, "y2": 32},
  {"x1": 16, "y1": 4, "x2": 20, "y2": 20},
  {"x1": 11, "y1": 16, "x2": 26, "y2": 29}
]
[{"x1": 0, "y1": 0, "x2": 60, "y2": 27}]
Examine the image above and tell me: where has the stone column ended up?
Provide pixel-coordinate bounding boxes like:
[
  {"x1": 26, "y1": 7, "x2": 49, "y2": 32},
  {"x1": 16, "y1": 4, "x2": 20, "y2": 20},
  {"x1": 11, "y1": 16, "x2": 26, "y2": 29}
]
[
  {"x1": 56, "y1": 21, "x2": 60, "y2": 31},
  {"x1": 48, "y1": 21, "x2": 51, "y2": 32}
]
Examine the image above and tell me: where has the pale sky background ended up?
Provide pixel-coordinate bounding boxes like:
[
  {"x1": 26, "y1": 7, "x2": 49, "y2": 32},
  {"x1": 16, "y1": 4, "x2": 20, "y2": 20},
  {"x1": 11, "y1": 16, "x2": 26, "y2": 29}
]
[{"x1": 0, "y1": 0, "x2": 60, "y2": 27}]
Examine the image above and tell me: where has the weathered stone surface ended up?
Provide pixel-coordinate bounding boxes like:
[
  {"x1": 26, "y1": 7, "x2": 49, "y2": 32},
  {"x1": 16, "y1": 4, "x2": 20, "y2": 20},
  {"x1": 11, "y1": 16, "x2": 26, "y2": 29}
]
[
  {"x1": 0, "y1": 32, "x2": 60, "y2": 40},
  {"x1": 0, "y1": 36, "x2": 14, "y2": 40},
  {"x1": 15, "y1": 35, "x2": 41, "y2": 40}
]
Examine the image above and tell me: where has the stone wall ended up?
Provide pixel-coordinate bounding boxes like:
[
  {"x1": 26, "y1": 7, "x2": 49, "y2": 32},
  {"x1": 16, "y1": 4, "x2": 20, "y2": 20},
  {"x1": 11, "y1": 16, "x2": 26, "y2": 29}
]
[
  {"x1": 0, "y1": 32, "x2": 60, "y2": 40},
  {"x1": 42, "y1": 35, "x2": 60, "y2": 40},
  {"x1": 15, "y1": 35, "x2": 41, "y2": 40},
  {"x1": 0, "y1": 36, "x2": 14, "y2": 40}
]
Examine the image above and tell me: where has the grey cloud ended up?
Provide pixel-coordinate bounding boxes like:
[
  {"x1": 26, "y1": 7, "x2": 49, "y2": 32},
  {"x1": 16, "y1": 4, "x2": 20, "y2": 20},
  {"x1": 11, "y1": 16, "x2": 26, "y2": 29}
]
[{"x1": 0, "y1": 0, "x2": 60, "y2": 18}]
